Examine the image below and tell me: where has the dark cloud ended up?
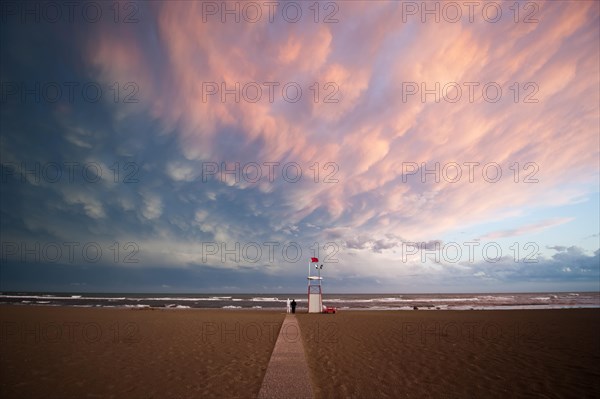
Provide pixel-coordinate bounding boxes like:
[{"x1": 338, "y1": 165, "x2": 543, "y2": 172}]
[
  {"x1": 466, "y1": 247, "x2": 600, "y2": 283},
  {"x1": 0, "y1": 260, "x2": 312, "y2": 293}
]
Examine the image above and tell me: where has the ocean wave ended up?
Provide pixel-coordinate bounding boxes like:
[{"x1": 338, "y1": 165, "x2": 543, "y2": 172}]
[
  {"x1": 0, "y1": 294, "x2": 225, "y2": 302},
  {"x1": 3, "y1": 292, "x2": 598, "y2": 310},
  {"x1": 478, "y1": 295, "x2": 515, "y2": 301},
  {"x1": 2, "y1": 294, "x2": 128, "y2": 301},
  {"x1": 251, "y1": 297, "x2": 281, "y2": 302},
  {"x1": 324, "y1": 297, "x2": 481, "y2": 303},
  {"x1": 165, "y1": 304, "x2": 192, "y2": 308}
]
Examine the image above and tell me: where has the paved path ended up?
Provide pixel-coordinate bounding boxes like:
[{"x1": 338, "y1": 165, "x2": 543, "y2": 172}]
[{"x1": 258, "y1": 314, "x2": 314, "y2": 399}]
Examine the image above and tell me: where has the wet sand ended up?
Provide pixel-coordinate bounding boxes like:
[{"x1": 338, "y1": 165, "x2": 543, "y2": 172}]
[
  {"x1": 0, "y1": 306, "x2": 285, "y2": 399},
  {"x1": 297, "y1": 309, "x2": 600, "y2": 398}
]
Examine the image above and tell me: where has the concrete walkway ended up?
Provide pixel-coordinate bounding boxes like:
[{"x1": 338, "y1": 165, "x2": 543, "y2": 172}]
[{"x1": 258, "y1": 314, "x2": 314, "y2": 399}]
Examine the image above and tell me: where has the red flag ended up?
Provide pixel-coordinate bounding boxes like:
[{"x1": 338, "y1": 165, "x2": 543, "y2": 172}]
[{"x1": 311, "y1": 257, "x2": 319, "y2": 262}]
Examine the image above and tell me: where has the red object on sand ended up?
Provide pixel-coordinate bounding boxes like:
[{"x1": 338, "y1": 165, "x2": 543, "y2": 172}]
[
  {"x1": 323, "y1": 306, "x2": 336, "y2": 314},
  {"x1": 310, "y1": 257, "x2": 319, "y2": 262}
]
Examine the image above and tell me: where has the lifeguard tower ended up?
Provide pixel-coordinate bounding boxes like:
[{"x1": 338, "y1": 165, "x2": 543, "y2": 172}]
[{"x1": 307, "y1": 257, "x2": 323, "y2": 313}]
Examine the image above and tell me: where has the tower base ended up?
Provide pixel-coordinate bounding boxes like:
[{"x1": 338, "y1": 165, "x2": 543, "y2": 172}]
[{"x1": 308, "y1": 285, "x2": 322, "y2": 313}]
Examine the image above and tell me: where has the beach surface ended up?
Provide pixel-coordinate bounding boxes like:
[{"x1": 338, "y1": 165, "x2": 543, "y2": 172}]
[
  {"x1": 1, "y1": 306, "x2": 599, "y2": 398},
  {"x1": 298, "y1": 309, "x2": 600, "y2": 398},
  {"x1": 0, "y1": 306, "x2": 284, "y2": 399}
]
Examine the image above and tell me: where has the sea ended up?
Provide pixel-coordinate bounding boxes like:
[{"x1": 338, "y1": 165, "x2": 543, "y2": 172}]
[{"x1": 0, "y1": 292, "x2": 598, "y2": 310}]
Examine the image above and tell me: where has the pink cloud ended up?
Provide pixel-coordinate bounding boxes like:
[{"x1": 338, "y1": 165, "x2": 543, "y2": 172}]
[
  {"x1": 83, "y1": 1, "x2": 599, "y2": 241},
  {"x1": 480, "y1": 218, "x2": 575, "y2": 240}
]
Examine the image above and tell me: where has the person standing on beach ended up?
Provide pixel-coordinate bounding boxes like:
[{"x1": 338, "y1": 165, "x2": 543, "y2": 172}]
[
  {"x1": 286, "y1": 298, "x2": 291, "y2": 313},
  {"x1": 291, "y1": 299, "x2": 297, "y2": 314}
]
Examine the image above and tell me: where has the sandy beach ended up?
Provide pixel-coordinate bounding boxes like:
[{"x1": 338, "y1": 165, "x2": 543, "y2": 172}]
[
  {"x1": 1, "y1": 307, "x2": 599, "y2": 398},
  {"x1": 0, "y1": 306, "x2": 285, "y2": 399},
  {"x1": 298, "y1": 309, "x2": 600, "y2": 398}
]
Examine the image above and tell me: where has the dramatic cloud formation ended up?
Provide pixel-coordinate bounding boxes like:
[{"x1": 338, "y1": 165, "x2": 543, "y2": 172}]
[{"x1": 1, "y1": 1, "x2": 598, "y2": 292}]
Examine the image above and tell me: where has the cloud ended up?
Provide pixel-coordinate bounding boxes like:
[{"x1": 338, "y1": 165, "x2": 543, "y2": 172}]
[
  {"x1": 479, "y1": 247, "x2": 600, "y2": 283},
  {"x1": 547, "y1": 245, "x2": 568, "y2": 252},
  {"x1": 140, "y1": 193, "x2": 163, "y2": 220},
  {"x1": 166, "y1": 162, "x2": 199, "y2": 182},
  {"x1": 480, "y1": 218, "x2": 574, "y2": 240},
  {"x1": 58, "y1": 0, "x2": 600, "y2": 245},
  {"x1": 1, "y1": 1, "x2": 598, "y2": 292},
  {"x1": 63, "y1": 191, "x2": 106, "y2": 220}
]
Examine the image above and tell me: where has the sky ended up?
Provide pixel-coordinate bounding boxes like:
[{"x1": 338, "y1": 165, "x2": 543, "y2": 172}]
[{"x1": 0, "y1": 1, "x2": 598, "y2": 293}]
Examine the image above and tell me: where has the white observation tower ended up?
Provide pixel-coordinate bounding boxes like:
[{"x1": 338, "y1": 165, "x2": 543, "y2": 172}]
[{"x1": 307, "y1": 257, "x2": 323, "y2": 313}]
